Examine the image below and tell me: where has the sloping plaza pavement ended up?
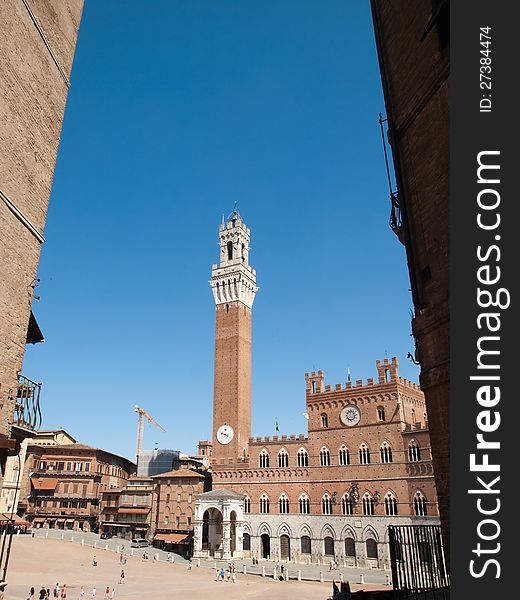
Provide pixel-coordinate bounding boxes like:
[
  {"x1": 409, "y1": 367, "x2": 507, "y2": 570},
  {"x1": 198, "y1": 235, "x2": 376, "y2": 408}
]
[{"x1": 4, "y1": 533, "x2": 388, "y2": 600}]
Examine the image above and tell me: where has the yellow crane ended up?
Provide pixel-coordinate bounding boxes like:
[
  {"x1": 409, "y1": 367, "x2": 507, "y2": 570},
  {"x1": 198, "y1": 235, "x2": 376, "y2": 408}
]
[{"x1": 133, "y1": 405, "x2": 166, "y2": 465}]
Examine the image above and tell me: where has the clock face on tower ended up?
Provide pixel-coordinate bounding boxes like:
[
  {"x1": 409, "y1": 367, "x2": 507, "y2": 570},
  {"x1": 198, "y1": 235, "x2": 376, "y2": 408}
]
[
  {"x1": 216, "y1": 424, "x2": 235, "y2": 445},
  {"x1": 340, "y1": 405, "x2": 361, "y2": 427}
]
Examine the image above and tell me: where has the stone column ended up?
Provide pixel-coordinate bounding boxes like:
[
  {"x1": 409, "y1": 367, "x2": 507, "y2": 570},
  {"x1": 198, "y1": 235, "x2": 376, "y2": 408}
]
[
  {"x1": 235, "y1": 521, "x2": 244, "y2": 558},
  {"x1": 222, "y1": 520, "x2": 232, "y2": 560},
  {"x1": 193, "y1": 521, "x2": 203, "y2": 557}
]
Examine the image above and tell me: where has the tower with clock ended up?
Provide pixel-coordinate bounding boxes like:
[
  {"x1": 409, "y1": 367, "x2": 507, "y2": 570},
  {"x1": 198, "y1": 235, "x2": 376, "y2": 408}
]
[{"x1": 210, "y1": 208, "x2": 258, "y2": 462}]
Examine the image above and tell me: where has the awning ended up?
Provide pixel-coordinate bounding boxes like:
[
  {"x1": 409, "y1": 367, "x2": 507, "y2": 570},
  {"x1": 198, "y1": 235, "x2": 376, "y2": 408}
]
[
  {"x1": 56, "y1": 519, "x2": 65, "y2": 523},
  {"x1": 154, "y1": 532, "x2": 192, "y2": 544},
  {"x1": 31, "y1": 478, "x2": 58, "y2": 490},
  {"x1": 118, "y1": 508, "x2": 149, "y2": 515},
  {"x1": 104, "y1": 523, "x2": 129, "y2": 528},
  {"x1": 33, "y1": 518, "x2": 45, "y2": 523},
  {"x1": 0, "y1": 513, "x2": 31, "y2": 526},
  {"x1": 66, "y1": 519, "x2": 75, "y2": 522},
  {"x1": 27, "y1": 311, "x2": 45, "y2": 344}
]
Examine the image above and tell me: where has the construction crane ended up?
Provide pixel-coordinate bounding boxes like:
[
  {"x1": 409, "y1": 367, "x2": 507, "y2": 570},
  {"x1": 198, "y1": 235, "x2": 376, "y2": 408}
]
[{"x1": 133, "y1": 405, "x2": 166, "y2": 466}]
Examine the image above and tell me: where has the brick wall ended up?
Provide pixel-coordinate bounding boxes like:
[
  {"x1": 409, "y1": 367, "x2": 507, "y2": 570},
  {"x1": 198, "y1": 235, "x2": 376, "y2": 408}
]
[
  {"x1": 370, "y1": 0, "x2": 450, "y2": 560},
  {"x1": 0, "y1": 0, "x2": 84, "y2": 444}
]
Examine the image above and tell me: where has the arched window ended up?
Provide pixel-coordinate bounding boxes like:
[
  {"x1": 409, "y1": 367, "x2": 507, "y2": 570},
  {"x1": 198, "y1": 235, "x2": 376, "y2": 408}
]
[
  {"x1": 380, "y1": 442, "x2": 393, "y2": 463},
  {"x1": 359, "y1": 443, "x2": 371, "y2": 465},
  {"x1": 342, "y1": 493, "x2": 353, "y2": 515},
  {"x1": 278, "y1": 449, "x2": 289, "y2": 468},
  {"x1": 366, "y1": 538, "x2": 378, "y2": 559},
  {"x1": 385, "y1": 492, "x2": 398, "y2": 516},
  {"x1": 377, "y1": 407, "x2": 386, "y2": 421},
  {"x1": 321, "y1": 413, "x2": 329, "y2": 428},
  {"x1": 362, "y1": 493, "x2": 374, "y2": 516},
  {"x1": 279, "y1": 493, "x2": 290, "y2": 514},
  {"x1": 312, "y1": 381, "x2": 316, "y2": 394},
  {"x1": 243, "y1": 532, "x2": 251, "y2": 551},
  {"x1": 320, "y1": 447, "x2": 331, "y2": 466},
  {"x1": 322, "y1": 493, "x2": 333, "y2": 515},
  {"x1": 259, "y1": 449, "x2": 269, "y2": 468},
  {"x1": 299, "y1": 494, "x2": 310, "y2": 514},
  {"x1": 345, "y1": 537, "x2": 356, "y2": 558},
  {"x1": 227, "y1": 241, "x2": 233, "y2": 260},
  {"x1": 259, "y1": 494, "x2": 270, "y2": 514},
  {"x1": 339, "y1": 445, "x2": 350, "y2": 466},
  {"x1": 414, "y1": 491, "x2": 428, "y2": 516},
  {"x1": 324, "y1": 536, "x2": 335, "y2": 556},
  {"x1": 244, "y1": 496, "x2": 251, "y2": 513},
  {"x1": 297, "y1": 448, "x2": 309, "y2": 467},
  {"x1": 301, "y1": 535, "x2": 311, "y2": 554},
  {"x1": 385, "y1": 369, "x2": 391, "y2": 383},
  {"x1": 408, "y1": 440, "x2": 421, "y2": 462}
]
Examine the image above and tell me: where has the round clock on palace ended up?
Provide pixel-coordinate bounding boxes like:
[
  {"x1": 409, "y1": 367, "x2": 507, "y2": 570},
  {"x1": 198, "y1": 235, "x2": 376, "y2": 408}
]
[
  {"x1": 340, "y1": 405, "x2": 361, "y2": 427},
  {"x1": 216, "y1": 424, "x2": 234, "y2": 445}
]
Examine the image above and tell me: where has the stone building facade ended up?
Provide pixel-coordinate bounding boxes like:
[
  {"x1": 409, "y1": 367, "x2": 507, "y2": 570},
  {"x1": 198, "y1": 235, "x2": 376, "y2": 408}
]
[
  {"x1": 0, "y1": 429, "x2": 76, "y2": 516},
  {"x1": 150, "y1": 468, "x2": 209, "y2": 557},
  {"x1": 100, "y1": 477, "x2": 153, "y2": 541},
  {"x1": 370, "y1": 0, "x2": 450, "y2": 560},
  {"x1": 194, "y1": 212, "x2": 440, "y2": 565},
  {"x1": 0, "y1": 1, "x2": 84, "y2": 489},
  {"x1": 21, "y1": 443, "x2": 135, "y2": 532}
]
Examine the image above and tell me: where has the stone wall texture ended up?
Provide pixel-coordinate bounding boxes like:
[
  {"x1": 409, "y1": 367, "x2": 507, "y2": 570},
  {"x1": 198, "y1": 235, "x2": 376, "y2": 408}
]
[
  {"x1": 0, "y1": 1, "x2": 84, "y2": 446},
  {"x1": 370, "y1": 0, "x2": 450, "y2": 561}
]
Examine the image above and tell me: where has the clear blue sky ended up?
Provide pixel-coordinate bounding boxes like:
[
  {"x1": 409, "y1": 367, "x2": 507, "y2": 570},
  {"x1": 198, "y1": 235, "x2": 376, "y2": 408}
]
[{"x1": 23, "y1": 0, "x2": 418, "y2": 462}]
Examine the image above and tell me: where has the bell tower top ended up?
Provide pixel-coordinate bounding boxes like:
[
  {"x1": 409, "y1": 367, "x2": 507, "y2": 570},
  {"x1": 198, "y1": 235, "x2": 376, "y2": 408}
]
[{"x1": 210, "y1": 206, "x2": 258, "y2": 309}]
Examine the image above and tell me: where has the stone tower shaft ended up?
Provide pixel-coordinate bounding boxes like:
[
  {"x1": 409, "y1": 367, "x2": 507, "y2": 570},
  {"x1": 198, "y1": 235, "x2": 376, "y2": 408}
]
[{"x1": 210, "y1": 209, "x2": 257, "y2": 462}]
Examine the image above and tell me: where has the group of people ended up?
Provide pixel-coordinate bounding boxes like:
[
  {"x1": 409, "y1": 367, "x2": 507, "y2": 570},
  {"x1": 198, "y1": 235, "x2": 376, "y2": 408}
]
[
  {"x1": 78, "y1": 586, "x2": 115, "y2": 599},
  {"x1": 118, "y1": 553, "x2": 127, "y2": 565},
  {"x1": 28, "y1": 583, "x2": 67, "y2": 600},
  {"x1": 29, "y1": 583, "x2": 117, "y2": 600},
  {"x1": 215, "y1": 564, "x2": 237, "y2": 582}
]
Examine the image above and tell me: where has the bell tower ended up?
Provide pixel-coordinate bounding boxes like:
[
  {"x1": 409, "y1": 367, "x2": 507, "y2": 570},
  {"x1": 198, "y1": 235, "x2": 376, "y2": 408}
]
[{"x1": 210, "y1": 207, "x2": 258, "y2": 462}]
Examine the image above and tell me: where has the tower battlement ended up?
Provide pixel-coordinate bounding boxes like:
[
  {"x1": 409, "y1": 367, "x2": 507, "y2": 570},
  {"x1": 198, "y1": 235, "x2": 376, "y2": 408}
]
[{"x1": 305, "y1": 358, "x2": 421, "y2": 395}]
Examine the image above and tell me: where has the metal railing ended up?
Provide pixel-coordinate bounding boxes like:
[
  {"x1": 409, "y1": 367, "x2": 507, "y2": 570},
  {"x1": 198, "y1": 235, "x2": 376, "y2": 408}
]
[
  {"x1": 13, "y1": 374, "x2": 42, "y2": 430},
  {"x1": 388, "y1": 524, "x2": 449, "y2": 599}
]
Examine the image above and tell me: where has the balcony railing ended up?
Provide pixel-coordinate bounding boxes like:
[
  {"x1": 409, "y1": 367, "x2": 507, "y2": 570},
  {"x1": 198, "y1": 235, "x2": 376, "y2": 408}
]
[{"x1": 14, "y1": 374, "x2": 42, "y2": 431}]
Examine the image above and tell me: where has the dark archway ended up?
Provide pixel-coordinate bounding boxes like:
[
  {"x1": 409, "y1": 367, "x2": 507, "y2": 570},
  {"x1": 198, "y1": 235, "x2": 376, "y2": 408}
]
[
  {"x1": 345, "y1": 537, "x2": 356, "y2": 558},
  {"x1": 280, "y1": 534, "x2": 290, "y2": 560},
  {"x1": 261, "y1": 533, "x2": 270, "y2": 559},
  {"x1": 243, "y1": 532, "x2": 251, "y2": 551},
  {"x1": 324, "y1": 536, "x2": 335, "y2": 556},
  {"x1": 366, "y1": 538, "x2": 378, "y2": 559},
  {"x1": 202, "y1": 507, "x2": 222, "y2": 556},
  {"x1": 301, "y1": 535, "x2": 311, "y2": 555}
]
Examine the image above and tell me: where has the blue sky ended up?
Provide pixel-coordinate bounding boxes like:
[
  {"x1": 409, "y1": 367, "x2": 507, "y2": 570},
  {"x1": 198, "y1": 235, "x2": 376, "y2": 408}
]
[{"x1": 23, "y1": 0, "x2": 418, "y2": 462}]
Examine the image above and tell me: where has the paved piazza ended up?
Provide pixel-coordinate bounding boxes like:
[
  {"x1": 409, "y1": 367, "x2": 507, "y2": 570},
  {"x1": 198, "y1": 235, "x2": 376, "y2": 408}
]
[{"x1": 5, "y1": 536, "x2": 386, "y2": 600}]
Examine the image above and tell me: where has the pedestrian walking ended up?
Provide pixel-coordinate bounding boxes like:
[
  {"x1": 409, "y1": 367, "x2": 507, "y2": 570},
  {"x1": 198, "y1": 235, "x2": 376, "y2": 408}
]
[
  {"x1": 214, "y1": 567, "x2": 219, "y2": 581},
  {"x1": 53, "y1": 584, "x2": 60, "y2": 599},
  {"x1": 91, "y1": 588, "x2": 96, "y2": 599},
  {"x1": 39, "y1": 587, "x2": 47, "y2": 600},
  {"x1": 60, "y1": 585, "x2": 67, "y2": 600},
  {"x1": 104, "y1": 587, "x2": 109, "y2": 600},
  {"x1": 46, "y1": 589, "x2": 50, "y2": 600},
  {"x1": 28, "y1": 587, "x2": 35, "y2": 600},
  {"x1": 118, "y1": 571, "x2": 125, "y2": 585},
  {"x1": 110, "y1": 590, "x2": 115, "y2": 600}
]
